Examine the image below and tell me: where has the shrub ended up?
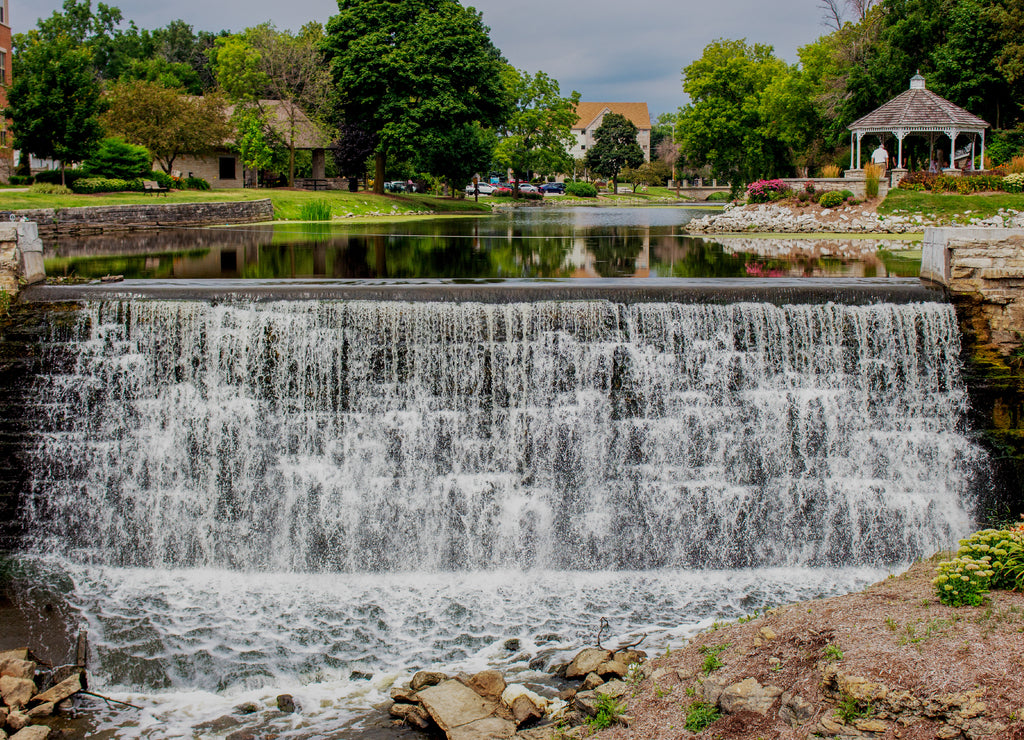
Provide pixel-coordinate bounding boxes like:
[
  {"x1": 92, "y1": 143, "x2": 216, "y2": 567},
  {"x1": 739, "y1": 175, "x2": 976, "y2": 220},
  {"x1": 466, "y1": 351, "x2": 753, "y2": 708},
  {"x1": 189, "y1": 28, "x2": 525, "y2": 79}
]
[
  {"x1": 28, "y1": 183, "x2": 73, "y2": 195},
  {"x1": 148, "y1": 170, "x2": 176, "y2": 189},
  {"x1": 519, "y1": 191, "x2": 543, "y2": 201},
  {"x1": 565, "y1": 181, "x2": 598, "y2": 197},
  {"x1": 821, "y1": 164, "x2": 841, "y2": 178},
  {"x1": 299, "y1": 200, "x2": 332, "y2": 221},
  {"x1": 706, "y1": 191, "x2": 731, "y2": 202},
  {"x1": 933, "y1": 528, "x2": 1024, "y2": 606},
  {"x1": 70, "y1": 177, "x2": 142, "y2": 194},
  {"x1": 9, "y1": 175, "x2": 34, "y2": 186},
  {"x1": 34, "y1": 169, "x2": 87, "y2": 187},
  {"x1": 684, "y1": 701, "x2": 720, "y2": 732},
  {"x1": 82, "y1": 138, "x2": 152, "y2": 180},
  {"x1": 818, "y1": 190, "x2": 845, "y2": 208},
  {"x1": 183, "y1": 176, "x2": 211, "y2": 191},
  {"x1": 1004, "y1": 173, "x2": 1024, "y2": 193},
  {"x1": 804, "y1": 181, "x2": 816, "y2": 194},
  {"x1": 746, "y1": 179, "x2": 791, "y2": 203}
]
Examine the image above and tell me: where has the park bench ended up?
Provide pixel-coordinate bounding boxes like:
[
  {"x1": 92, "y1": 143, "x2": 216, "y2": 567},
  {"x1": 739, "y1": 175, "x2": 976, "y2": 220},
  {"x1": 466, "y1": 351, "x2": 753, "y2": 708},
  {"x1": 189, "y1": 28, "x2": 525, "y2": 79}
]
[{"x1": 142, "y1": 180, "x2": 168, "y2": 195}]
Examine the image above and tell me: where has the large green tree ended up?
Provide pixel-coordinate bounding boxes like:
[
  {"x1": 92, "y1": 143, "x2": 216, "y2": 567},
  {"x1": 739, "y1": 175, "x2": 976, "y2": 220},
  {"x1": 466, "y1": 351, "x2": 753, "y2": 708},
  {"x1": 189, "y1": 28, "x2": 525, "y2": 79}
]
[
  {"x1": 102, "y1": 79, "x2": 230, "y2": 173},
  {"x1": 585, "y1": 113, "x2": 644, "y2": 193},
  {"x1": 212, "y1": 23, "x2": 331, "y2": 185},
  {"x1": 322, "y1": 0, "x2": 508, "y2": 194},
  {"x1": 417, "y1": 123, "x2": 497, "y2": 197},
  {"x1": 676, "y1": 39, "x2": 789, "y2": 185},
  {"x1": 493, "y1": 67, "x2": 579, "y2": 193},
  {"x1": 7, "y1": 32, "x2": 105, "y2": 183}
]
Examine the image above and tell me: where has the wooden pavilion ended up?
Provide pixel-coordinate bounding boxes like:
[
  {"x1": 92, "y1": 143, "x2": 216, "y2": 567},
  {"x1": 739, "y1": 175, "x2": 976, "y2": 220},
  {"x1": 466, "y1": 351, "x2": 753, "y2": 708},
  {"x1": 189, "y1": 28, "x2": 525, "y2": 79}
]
[{"x1": 846, "y1": 74, "x2": 989, "y2": 176}]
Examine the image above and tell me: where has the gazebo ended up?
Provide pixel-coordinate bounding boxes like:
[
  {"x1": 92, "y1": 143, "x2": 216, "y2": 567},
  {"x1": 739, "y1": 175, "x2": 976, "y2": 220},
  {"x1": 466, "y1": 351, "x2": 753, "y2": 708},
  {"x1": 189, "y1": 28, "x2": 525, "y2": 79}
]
[{"x1": 847, "y1": 74, "x2": 989, "y2": 179}]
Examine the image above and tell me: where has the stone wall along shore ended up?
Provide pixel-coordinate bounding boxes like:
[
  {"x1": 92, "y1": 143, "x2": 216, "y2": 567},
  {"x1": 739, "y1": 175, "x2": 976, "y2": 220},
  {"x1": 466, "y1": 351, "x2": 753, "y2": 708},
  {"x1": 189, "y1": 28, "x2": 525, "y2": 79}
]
[{"x1": 0, "y1": 199, "x2": 275, "y2": 238}]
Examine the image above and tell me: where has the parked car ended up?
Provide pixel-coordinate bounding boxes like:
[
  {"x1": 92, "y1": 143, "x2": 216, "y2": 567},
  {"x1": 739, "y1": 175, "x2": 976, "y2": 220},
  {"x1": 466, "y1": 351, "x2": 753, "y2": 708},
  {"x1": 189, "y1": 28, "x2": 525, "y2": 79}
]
[
  {"x1": 539, "y1": 183, "x2": 566, "y2": 194},
  {"x1": 517, "y1": 183, "x2": 539, "y2": 193},
  {"x1": 464, "y1": 182, "x2": 497, "y2": 195}
]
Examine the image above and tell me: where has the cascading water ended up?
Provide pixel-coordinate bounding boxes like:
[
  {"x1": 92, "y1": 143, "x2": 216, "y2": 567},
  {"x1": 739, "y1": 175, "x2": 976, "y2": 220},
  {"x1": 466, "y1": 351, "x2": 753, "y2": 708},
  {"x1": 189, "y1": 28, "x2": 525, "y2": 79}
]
[{"x1": 11, "y1": 298, "x2": 982, "y2": 737}]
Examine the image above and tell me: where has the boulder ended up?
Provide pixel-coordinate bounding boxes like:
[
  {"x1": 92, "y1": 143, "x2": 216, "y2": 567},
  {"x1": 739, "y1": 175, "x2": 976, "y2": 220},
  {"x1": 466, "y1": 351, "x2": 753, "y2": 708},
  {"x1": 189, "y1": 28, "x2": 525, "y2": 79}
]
[
  {"x1": 276, "y1": 694, "x2": 296, "y2": 713},
  {"x1": 0, "y1": 651, "x2": 28, "y2": 664},
  {"x1": 233, "y1": 702, "x2": 261, "y2": 715},
  {"x1": 580, "y1": 673, "x2": 603, "y2": 691},
  {"x1": 390, "y1": 686, "x2": 418, "y2": 703},
  {"x1": 0, "y1": 661, "x2": 35, "y2": 681},
  {"x1": 854, "y1": 718, "x2": 888, "y2": 733},
  {"x1": 779, "y1": 691, "x2": 816, "y2": 726},
  {"x1": 9, "y1": 728, "x2": 49, "y2": 740},
  {"x1": 31, "y1": 673, "x2": 82, "y2": 705},
  {"x1": 0, "y1": 677, "x2": 36, "y2": 709},
  {"x1": 411, "y1": 671, "x2": 448, "y2": 691},
  {"x1": 594, "y1": 680, "x2": 628, "y2": 699},
  {"x1": 389, "y1": 703, "x2": 432, "y2": 731},
  {"x1": 572, "y1": 691, "x2": 600, "y2": 717},
  {"x1": 564, "y1": 648, "x2": 612, "y2": 679},
  {"x1": 759, "y1": 627, "x2": 777, "y2": 640},
  {"x1": 26, "y1": 703, "x2": 54, "y2": 718},
  {"x1": 597, "y1": 660, "x2": 627, "y2": 679},
  {"x1": 467, "y1": 670, "x2": 506, "y2": 701},
  {"x1": 417, "y1": 679, "x2": 498, "y2": 734},
  {"x1": 503, "y1": 639, "x2": 520, "y2": 652},
  {"x1": 698, "y1": 675, "x2": 729, "y2": 705},
  {"x1": 613, "y1": 649, "x2": 646, "y2": 666},
  {"x1": 719, "y1": 677, "x2": 783, "y2": 716},
  {"x1": 447, "y1": 716, "x2": 516, "y2": 740},
  {"x1": 225, "y1": 731, "x2": 258, "y2": 740},
  {"x1": 511, "y1": 695, "x2": 543, "y2": 727},
  {"x1": 5, "y1": 713, "x2": 28, "y2": 732}
]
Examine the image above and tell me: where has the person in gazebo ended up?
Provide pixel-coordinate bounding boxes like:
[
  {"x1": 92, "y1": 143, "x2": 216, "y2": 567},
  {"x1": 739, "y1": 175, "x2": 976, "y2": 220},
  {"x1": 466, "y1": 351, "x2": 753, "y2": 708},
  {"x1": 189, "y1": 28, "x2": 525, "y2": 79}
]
[
  {"x1": 929, "y1": 152, "x2": 944, "y2": 173},
  {"x1": 871, "y1": 142, "x2": 890, "y2": 175}
]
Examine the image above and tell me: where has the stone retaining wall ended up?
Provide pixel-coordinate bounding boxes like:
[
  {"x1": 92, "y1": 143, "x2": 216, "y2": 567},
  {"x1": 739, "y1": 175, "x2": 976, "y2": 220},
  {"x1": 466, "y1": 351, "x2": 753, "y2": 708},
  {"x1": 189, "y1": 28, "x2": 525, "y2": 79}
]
[
  {"x1": 0, "y1": 199, "x2": 275, "y2": 237},
  {"x1": 923, "y1": 226, "x2": 1024, "y2": 354}
]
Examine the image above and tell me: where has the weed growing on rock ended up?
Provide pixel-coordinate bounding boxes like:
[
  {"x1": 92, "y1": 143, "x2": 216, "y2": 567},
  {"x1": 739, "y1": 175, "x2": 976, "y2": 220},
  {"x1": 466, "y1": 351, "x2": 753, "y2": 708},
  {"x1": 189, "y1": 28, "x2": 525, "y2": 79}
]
[
  {"x1": 835, "y1": 694, "x2": 873, "y2": 723},
  {"x1": 699, "y1": 643, "x2": 730, "y2": 674},
  {"x1": 683, "y1": 700, "x2": 721, "y2": 732},
  {"x1": 823, "y1": 643, "x2": 844, "y2": 661},
  {"x1": 587, "y1": 693, "x2": 626, "y2": 730},
  {"x1": 885, "y1": 617, "x2": 899, "y2": 631}
]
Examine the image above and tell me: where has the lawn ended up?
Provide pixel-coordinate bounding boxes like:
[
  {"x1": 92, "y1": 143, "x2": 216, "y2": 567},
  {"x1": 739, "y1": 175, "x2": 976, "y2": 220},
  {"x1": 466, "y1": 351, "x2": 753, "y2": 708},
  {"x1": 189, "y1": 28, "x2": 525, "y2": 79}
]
[
  {"x1": 878, "y1": 189, "x2": 1024, "y2": 221},
  {"x1": 0, "y1": 188, "x2": 491, "y2": 219}
]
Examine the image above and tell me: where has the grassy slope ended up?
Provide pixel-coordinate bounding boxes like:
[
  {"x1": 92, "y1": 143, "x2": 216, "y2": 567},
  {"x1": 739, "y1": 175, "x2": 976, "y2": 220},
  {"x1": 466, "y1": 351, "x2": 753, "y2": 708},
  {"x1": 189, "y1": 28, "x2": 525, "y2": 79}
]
[
  {"x1": 0, "y1": 188, "x2": 490, "y2": 220},
  {"x1": 878, "y1": 189, "x2": 1024, "y2": 221}
]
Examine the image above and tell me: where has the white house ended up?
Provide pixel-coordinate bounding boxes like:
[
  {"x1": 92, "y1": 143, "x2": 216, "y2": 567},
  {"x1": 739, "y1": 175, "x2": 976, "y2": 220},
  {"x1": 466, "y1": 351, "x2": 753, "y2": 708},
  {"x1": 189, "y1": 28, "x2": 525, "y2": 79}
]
[{"x1": 569, "y1": 102, "x2": 652, "y2": 163}]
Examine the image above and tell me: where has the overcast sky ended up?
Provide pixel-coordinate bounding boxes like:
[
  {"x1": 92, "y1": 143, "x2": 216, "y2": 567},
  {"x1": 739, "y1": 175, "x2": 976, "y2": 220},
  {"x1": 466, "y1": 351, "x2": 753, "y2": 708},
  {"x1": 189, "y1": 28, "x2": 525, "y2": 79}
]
[{"x1": 15, "y1": 0, "x2": 829, "y2": 119}]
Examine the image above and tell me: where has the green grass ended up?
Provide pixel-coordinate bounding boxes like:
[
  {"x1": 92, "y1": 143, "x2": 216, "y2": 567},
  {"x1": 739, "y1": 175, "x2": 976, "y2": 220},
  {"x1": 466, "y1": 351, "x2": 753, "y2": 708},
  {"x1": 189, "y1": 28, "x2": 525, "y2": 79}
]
[
  {"x1": 879, "y1": 190, "x2": 1024, "y2": 220},
  {"x1": 683, "y1": 701, "x2": 721, "y2": 732},
  {"x1": 0, "y1": 188, "x2": 490, "y2": 220}
]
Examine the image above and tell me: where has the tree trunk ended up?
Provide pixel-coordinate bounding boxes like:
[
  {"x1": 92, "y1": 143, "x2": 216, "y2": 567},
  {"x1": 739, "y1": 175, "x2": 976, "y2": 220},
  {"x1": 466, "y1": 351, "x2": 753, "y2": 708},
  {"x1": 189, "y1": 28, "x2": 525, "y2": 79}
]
[
  {"x1": 374, "y1": 152, "x2": 385, "y2": 194},
  {"x1": 612, "y1": 175, "x2": 618, "y2": 194}
]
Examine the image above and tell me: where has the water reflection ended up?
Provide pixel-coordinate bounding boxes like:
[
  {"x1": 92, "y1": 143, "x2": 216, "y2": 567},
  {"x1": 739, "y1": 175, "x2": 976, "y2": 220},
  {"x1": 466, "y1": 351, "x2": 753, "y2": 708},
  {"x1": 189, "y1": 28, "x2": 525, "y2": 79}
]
[{"x1": 43, "y1": 207, "x2": 921, "y2": 280}]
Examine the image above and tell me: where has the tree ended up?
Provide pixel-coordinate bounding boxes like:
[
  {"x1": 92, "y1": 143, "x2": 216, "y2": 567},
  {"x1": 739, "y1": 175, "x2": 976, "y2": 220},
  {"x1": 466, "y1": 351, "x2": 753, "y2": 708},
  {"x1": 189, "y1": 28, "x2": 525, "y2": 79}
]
[
  {"x1": 676, "y1": 39, "x2": 790, "y2": 185},
  {"x1": 584, "y1": 113, "x2": 644, "y2": 193},
  {"x1": 102, "y1": 80, "x2": 230, "y2": 173},
  {"x1": 235, "y1": 108, "x2": 273, "y2": 188},
  {"x1": 212, "y1": 23, "x2": 332, "y2": 186},
  {"x1": 493, "y1": 67, "x2": 580, "y2": 194},
  {"x1": 322, "y1": 0, "x2": 507, "y2": 194},
  {"x1": 417, "y1": 122, "x2": 497, "y2": 197},
  {"x1": 332, "y1": 121, "x2": 377, "y2": 190},
  {"x1": 81, "y1": 137, "x2": 152, "y2": 178},
  {"x1": 7, "y1": 33, "x2": 105, "y2": 184}
]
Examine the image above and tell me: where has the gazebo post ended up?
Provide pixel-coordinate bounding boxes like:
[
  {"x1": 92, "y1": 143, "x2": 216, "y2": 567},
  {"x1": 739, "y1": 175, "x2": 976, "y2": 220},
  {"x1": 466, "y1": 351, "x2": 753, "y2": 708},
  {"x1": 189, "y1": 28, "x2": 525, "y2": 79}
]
[
  {"x1": 946, "y1": 130, "x2": 958, "y2": 172},
  {"x1": 850, "y1": 132, "x2": 855, "y2": 171},
  {"x1": 981, "y1": 130, "x2": 986, "y2": 171},
  {"x1": 897, "y1": 133, "x2": 904, "y2": 169},
  {"x1": 856, "y1": 133, "x2": 863, "y2": 169}
]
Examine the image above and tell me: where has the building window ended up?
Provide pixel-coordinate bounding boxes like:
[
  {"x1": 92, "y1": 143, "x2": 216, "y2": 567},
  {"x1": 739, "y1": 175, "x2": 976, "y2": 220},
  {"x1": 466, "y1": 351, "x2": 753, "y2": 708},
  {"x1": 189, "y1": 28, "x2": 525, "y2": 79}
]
[
  {"x1": 0, "y1": 52, "x2": 6, "y2": 84},
  {"x1": 219, "y1": 156, "x2": 236, "y2": 181},
  {"x1": 581, "y1": 145, "x2": 586, "y2": 150},
  {"x1": 0, "y1": 4, "x2": 5, "y2": 24}
]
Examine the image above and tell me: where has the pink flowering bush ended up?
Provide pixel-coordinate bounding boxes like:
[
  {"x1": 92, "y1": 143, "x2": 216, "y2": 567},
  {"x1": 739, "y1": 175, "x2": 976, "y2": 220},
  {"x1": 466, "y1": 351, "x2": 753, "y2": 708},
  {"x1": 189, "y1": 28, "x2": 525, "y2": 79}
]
[{"x1": 746, "y1": 179, "x2": 792, "y2": 203}]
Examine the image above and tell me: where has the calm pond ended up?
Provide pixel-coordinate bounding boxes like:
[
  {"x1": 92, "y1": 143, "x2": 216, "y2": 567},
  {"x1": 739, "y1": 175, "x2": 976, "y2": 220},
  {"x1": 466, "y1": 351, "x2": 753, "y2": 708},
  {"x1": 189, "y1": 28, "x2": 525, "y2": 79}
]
[{"x1": 43, "y1": 206, "x2": 922, "y2": 280}]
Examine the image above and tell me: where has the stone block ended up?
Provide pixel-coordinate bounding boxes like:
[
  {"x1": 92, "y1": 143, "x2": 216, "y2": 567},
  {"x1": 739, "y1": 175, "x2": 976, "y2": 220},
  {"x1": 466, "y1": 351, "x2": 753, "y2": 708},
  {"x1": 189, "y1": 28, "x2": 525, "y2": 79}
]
[{"x1": 417, "y1": 679, "x2": 497, "y2": 733}]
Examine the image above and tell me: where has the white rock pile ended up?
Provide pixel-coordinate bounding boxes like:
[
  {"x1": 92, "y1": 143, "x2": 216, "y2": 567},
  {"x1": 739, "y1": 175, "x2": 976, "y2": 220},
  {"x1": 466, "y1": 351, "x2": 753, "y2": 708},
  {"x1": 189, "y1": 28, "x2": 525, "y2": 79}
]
[
  {"x1": 0, "y1": 648, "x2": 87, "y2": 740},
  {"x1": 387, "y1": 645, "x2": 647, "y2": 739},
  {"x1": 686, "y1": 203, "x2": 926, "y2": 234}
]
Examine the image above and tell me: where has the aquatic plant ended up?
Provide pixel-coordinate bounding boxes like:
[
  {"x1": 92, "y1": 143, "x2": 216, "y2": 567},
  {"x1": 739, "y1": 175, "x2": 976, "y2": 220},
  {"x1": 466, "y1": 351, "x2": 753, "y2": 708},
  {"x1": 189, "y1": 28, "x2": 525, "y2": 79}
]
[{"x1": 299, "y1": 200, "x2": 332, "y2": 221}]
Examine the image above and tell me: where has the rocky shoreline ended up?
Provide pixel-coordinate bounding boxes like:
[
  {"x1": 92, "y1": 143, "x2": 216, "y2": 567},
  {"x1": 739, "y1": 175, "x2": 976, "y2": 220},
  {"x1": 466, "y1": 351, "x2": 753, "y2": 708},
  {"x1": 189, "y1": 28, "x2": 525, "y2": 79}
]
[{"x1": 685, "y1": 202, "x2": 1024, "y2": 234}]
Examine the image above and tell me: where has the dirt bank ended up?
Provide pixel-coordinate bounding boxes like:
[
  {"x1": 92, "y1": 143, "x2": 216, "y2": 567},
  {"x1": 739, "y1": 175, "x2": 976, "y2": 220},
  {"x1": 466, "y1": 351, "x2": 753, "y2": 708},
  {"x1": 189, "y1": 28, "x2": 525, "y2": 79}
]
[{"x1": 595, "y1": 558, "x2": 1024, "y2": 740}]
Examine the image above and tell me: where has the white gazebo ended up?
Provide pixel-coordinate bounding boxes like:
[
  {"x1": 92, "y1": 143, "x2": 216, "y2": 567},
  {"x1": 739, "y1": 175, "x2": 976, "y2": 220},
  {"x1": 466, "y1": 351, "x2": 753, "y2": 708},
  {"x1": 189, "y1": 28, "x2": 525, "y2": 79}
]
[{"x1": 847, "y1": 74, "x2": 990, "y2": 177}]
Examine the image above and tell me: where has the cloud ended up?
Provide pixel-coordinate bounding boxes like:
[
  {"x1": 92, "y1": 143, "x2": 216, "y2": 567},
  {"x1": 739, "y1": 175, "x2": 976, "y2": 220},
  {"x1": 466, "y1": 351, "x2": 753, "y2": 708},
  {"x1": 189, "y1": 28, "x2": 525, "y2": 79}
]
[{"x1": 15, "y1": 0, "x2": 827, "y2": 117}]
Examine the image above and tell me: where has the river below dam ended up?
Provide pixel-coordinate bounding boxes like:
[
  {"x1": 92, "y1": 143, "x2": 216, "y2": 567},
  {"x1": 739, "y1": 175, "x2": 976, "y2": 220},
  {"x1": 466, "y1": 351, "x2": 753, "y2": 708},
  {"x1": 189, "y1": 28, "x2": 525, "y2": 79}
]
[{"x1": 0, "y1": 207, "x2": 988, "y2": 738}]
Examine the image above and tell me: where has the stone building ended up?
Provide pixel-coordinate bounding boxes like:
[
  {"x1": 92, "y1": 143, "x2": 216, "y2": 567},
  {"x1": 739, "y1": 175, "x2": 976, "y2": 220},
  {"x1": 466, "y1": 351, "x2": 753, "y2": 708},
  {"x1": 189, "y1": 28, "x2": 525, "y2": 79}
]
[{"x1": 569, "y1": 102, "x2": 651, "y2": 164}]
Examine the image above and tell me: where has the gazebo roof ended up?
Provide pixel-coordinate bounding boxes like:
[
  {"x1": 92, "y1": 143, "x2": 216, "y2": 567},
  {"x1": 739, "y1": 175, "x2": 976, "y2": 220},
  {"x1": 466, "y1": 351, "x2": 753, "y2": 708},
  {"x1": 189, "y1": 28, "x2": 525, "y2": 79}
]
[{"x1": 848, "y1": 75, "x2": 989, "y2": 133}]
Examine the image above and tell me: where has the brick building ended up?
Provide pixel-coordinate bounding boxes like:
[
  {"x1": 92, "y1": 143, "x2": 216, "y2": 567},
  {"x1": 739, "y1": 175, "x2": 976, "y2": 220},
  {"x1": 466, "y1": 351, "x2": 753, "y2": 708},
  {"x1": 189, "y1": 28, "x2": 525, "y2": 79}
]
[
  {"x1": 569, "y1": 102, "x2": 651, "y2": 164},
  {"x1": 0, "y1": 0, "x2": 12, "y2": 183}
]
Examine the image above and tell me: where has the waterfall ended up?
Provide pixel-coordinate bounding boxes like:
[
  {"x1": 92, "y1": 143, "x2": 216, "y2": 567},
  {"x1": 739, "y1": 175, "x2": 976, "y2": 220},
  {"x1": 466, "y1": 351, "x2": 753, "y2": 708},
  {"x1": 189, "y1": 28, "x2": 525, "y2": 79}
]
[{"x1": 21, "y1": 299, "x2": 979, "y2": 572}]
